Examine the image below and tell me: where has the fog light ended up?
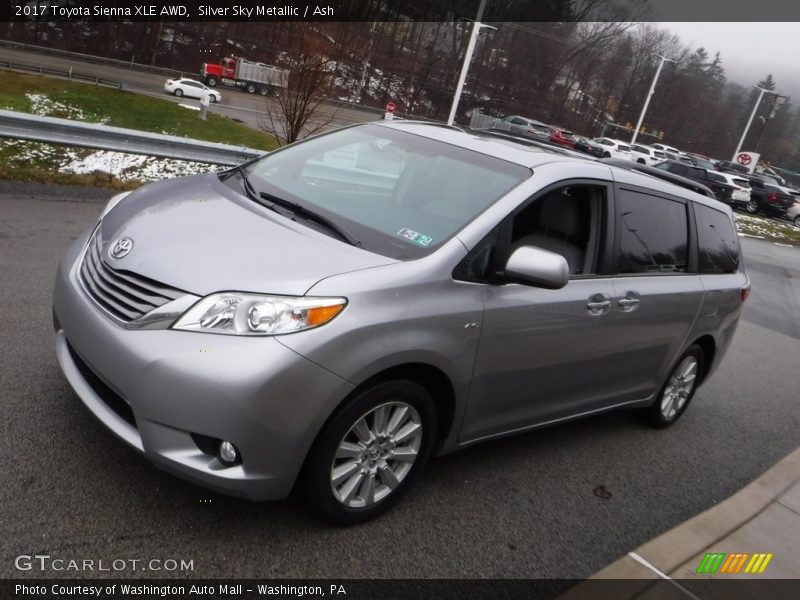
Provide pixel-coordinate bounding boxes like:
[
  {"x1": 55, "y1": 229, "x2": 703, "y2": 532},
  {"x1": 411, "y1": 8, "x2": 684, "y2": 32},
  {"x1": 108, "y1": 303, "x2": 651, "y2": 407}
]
[{"x1": 218, "y1": 441, "x2": 238, "y2": 465}]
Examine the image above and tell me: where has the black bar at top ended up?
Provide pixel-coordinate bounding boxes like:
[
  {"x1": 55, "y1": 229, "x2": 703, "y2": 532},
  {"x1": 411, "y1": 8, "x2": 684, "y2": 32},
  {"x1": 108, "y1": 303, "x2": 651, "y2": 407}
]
[{"x1": 2, "y1": 0, "x2": 800, "y2": 23}]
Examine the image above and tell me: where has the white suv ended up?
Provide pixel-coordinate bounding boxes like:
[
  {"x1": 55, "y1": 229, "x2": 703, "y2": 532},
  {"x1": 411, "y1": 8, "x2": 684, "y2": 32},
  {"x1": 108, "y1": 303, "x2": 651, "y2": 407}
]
[
  {"x1": 652, "y1": 143, "x2": 681, "y2": 160},
  {"x1": 593, "y1": 138, "x2": 633, "y2": 159},
  {"x1": 630, "y1": 144, "x2": 667, "y2": 166},
  {"x1": 714, "y1": 172, "x2": 751, "y2": 207}
]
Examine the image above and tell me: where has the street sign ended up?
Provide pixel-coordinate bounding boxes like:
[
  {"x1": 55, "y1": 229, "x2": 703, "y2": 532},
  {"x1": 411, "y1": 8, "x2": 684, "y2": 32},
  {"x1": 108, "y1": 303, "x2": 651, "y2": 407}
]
[
  {"x1": 384, "y1": 101, "x2": 396, "y2": 121},
  {"x1": 734, "y1": 151, "x2": 760, "y2": 174}
]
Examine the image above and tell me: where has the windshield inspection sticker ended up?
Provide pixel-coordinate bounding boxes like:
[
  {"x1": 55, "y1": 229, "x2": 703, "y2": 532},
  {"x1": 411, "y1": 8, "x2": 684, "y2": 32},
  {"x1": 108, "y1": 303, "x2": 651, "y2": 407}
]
[{"x1": 397, "y1": 228, "x2": 433, "y2": 247}]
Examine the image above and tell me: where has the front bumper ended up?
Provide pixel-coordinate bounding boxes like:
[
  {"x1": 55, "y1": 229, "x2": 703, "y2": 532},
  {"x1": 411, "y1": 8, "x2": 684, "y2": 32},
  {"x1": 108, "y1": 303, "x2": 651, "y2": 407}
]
[{"x1": 53, "y1": 230, "x2": 354, "y2": 501}]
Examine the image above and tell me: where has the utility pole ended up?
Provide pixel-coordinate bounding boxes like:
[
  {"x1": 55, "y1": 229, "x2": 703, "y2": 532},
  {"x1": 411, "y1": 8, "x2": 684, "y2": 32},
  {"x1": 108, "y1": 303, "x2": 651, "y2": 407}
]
[
  {"x1": 740, "y1": 90, "x2": 788, "y2": 156},
  {"x1": 447, "y1": 0, "x2": 491, "y2": 126},
  {"x1": 733, "y1": 86, "x2": 769, "y2": 159},
  {"x1": 631, "y1": 54, "x2": 675, "y2": 145}
]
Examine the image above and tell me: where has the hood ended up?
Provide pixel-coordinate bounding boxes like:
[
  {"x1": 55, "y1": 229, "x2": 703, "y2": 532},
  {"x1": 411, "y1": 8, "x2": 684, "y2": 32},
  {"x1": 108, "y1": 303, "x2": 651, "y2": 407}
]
[{"x1": 99, "y1": 174, "x2": 396, "y2": 296}]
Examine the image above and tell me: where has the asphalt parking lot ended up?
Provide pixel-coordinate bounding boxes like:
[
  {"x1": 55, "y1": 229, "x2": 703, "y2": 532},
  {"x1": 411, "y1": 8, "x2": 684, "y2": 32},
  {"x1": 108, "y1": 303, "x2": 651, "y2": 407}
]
[{"x1": 1, "y1": 180, "x2": 798, "y2": 580}]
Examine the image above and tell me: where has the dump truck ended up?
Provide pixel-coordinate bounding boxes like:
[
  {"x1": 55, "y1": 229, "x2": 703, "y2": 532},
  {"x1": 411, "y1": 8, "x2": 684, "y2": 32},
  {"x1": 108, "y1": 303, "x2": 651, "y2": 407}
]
[{"x1": 201, "y1": 56, "x2": 289, "y2": 94}]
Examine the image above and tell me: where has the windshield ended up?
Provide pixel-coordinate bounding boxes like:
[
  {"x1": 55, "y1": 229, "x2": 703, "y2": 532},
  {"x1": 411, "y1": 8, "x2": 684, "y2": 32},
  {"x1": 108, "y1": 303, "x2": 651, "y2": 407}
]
[{"x1": 242, "y1": 125, "x2": 530, "y2": 259}]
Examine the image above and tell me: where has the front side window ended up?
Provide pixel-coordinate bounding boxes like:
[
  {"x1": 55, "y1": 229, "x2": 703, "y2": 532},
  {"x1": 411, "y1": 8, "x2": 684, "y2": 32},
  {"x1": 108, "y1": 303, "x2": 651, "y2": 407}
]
[
  {"x1": 695, "y1": 204, "x2": 739, "y2": 274},
  {"x1": 618, "y1": 190, "x2": 688, "y2": 274},
  {"x1": 243, "y1": 125, "x2": 530, "y2": 259}
]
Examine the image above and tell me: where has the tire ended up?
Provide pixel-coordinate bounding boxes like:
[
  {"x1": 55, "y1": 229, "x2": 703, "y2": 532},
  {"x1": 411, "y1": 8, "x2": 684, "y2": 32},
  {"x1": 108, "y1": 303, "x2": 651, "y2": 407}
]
[
  {"x1": 637, "y1": 345, "x2": 704, "y2": 428},
  {"x1": 300, "y1": 380, "x2": 437, "y2": 525},
  {"x1": 246, "y1": 83, "x2": 256, "y2": 94},
  {"x1": 173, "y1": 88, "x2": 183, "y2": 97},
  {"x1": 794, "y1": 215, "x2": 800, "y2": 229},
  {"x1": 206, "y1": 76, "x2": 218, "y2": 87},
  {"x1": 603, "y1": 151, "x2": 611, "y2": 158},
  {"x1": 209, "y1": 95, "x2": 217, "y2": 103},
  {"x1": 746, "y1": 199, "x2": 758, "y2": 213},
  {"x1": 637, "y1": 158, "x2": 646, "y2": 164}
]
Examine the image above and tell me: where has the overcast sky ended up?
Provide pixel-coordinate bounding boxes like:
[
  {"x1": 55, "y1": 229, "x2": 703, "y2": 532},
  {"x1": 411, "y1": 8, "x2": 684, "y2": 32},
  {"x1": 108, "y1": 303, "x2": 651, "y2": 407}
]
[{"x1": 652, "y1": 22, "x2": 799, "y2": 101}]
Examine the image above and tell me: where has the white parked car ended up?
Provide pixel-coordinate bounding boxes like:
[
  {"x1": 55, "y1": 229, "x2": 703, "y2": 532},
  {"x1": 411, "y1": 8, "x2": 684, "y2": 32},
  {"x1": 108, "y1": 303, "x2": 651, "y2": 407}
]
[
  {"x1": 630, "y1": 143, "x2": 667, "y2": 166},
  {"x1": 593, "y1": 137, "x2": 633, "y2": 159},
  {"x1": 786, "y1": 196, "x2": 800, "y2": 228},
  {"x1": 714, "y1": 172, "x2": 751, "y2": 207},
  {"x1": 164, "y1": 78, "x2": 221, "y2": 102},
  {"x1": 652, "y1": 143, "x2": 681, "y2": 160}
]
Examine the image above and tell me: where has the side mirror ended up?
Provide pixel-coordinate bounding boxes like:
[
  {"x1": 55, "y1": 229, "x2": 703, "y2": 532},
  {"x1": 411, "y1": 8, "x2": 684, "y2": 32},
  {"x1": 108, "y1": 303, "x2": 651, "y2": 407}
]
[{"x1": 504, "y1": 245, "x2": 569, "y2": 290}]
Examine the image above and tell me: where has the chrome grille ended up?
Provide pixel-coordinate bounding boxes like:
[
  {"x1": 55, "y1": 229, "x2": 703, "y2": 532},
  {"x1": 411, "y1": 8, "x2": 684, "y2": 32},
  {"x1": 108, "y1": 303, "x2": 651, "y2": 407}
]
[{"x1": 80, "y1": 227, "x2": 183, "y2": 322}]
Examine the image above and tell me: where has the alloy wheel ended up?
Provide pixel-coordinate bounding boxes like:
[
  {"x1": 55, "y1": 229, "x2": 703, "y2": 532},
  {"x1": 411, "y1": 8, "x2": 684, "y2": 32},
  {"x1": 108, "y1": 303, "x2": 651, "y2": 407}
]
[
  {"x1": 660, "y1": 356, "x2": 698, "y2": 420},
  {"x1": 330, "y1": 401, "x2": 422, "y2": 508}
]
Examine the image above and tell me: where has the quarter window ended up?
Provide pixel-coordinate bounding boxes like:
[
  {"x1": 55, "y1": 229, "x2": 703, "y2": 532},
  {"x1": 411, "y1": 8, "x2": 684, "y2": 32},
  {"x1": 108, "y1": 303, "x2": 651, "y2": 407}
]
[
  {"x1": 695, "y1": 205, "x2": 740, "y2": 273},
  {"x1": 618, "y1": 190, "x2": 688, "y2": 274}
]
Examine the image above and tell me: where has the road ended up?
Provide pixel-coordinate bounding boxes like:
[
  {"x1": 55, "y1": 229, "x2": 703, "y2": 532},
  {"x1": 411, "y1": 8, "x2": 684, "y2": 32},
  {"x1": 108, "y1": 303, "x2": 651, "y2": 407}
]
[
  {"x1": 0, "y1": 45, "x2": 379, "y2": 134},
  {"x1": 0, "y1": 180, "x2": 798, "y2": 580}
]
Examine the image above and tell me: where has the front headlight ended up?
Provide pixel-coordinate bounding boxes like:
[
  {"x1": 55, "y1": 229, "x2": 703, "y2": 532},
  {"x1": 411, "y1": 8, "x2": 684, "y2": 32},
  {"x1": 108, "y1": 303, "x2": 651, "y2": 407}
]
[
  {"x1": 172, "y1": 293, "x2": 346, "y2": 336},
  {"x1": 100, "y1": 191, "x2": 132, "y2": 219}
]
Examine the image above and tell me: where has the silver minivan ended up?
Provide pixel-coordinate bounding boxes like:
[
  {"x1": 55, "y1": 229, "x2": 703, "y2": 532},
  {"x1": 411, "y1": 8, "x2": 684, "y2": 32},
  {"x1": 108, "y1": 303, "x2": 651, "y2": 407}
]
[{"x1": 53, "y1": 122, "x2": 749, "y2": 523}]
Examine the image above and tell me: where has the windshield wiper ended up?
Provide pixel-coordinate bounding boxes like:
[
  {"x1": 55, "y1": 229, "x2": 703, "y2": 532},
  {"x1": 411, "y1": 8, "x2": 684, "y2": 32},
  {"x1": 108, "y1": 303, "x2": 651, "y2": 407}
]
[{"x1": 258, "y1": 191, "x2": 362, "y2": 248}]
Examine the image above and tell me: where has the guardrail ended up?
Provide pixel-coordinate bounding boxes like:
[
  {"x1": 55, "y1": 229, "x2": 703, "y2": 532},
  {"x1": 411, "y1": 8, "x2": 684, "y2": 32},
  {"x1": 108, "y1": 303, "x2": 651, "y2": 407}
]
[
  {"x1": 0, "y1": 59, "x2": 126, "y2": 89},
  {"x1": 0, "y1": 39, "x2": 185, "y2": 78},
  {"x1": 0, "y1": 109, "x2": 264, "y2": 166}
]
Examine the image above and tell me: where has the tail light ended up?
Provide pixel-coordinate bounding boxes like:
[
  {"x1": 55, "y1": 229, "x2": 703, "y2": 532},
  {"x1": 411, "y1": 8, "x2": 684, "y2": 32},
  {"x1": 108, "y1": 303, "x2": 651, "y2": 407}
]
[
  {"x1": 733, "y1": 186, "x2": 741, "y2": 191},
  {"x1": 768, "y1": 192, "x2": 778, "y2": 202},
  {"x1": 741, "y1": 284, "x2": 751, "y2": 302}
]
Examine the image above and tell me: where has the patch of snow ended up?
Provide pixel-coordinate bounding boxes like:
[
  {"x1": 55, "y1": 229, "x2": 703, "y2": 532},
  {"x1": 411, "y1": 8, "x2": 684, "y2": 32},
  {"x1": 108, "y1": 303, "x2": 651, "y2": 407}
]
[
  {"x1": 24, "y1": 93, "x2": 109, "y2": 123},
  {"x1": 61, "y1": 150, "x2": 217, "y2": 181}
]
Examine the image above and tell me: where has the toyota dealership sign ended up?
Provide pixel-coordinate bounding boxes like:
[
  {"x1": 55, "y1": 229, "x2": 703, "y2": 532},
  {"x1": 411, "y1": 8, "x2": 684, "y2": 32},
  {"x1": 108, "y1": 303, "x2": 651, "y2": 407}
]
[{"x1": 734, "y1": 151, "x2": 760, "y2": 174}]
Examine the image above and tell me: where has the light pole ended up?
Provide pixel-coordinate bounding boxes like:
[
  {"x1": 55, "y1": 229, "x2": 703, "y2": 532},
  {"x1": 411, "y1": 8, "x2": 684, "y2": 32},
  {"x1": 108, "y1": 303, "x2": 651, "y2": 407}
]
[
  {"x1": 734, "y1": 89, "x2": 787, "y2": 158},
  {"x1": 447, "y1": 0, "x2": 493, "y2": 126},
  {"x1": 733, "y1": 86, "x2": 769, "y2": 159},
  {"x1": 630, "y1": 54, "x2": 675, "y2": 146}
]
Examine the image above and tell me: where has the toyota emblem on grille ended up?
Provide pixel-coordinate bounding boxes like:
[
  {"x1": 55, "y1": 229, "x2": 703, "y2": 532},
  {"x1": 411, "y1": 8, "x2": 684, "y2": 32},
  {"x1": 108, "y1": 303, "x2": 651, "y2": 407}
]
[{"x1": 110, "y1": 238, "x2": 134, "y2": 259}]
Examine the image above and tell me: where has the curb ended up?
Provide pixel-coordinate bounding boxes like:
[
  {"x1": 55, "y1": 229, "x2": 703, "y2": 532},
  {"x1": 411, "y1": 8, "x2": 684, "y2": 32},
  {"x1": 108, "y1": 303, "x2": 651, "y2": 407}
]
[{"x1": 563, "y1": 447, "x2": 800, "y2": 597}]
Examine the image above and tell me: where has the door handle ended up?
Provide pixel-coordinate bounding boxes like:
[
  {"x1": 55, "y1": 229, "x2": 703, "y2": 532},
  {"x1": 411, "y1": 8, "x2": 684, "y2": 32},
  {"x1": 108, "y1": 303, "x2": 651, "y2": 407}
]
[
  {"x1": 617, "y1": 291, "x2": 641, "y2": 313},
  {"x1": 587, "y1": 293, "x2": 612, "y2": 316}
]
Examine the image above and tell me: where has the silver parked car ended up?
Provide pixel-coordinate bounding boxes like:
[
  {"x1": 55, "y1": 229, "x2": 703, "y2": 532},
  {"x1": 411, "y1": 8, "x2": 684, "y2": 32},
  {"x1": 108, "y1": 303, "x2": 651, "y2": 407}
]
[
  {"x1": 53, "y1": 122, "x2": 749, "y2": 524},
  {"x1": 500, "y1": 115, "x2": 552, "y2": 141}
]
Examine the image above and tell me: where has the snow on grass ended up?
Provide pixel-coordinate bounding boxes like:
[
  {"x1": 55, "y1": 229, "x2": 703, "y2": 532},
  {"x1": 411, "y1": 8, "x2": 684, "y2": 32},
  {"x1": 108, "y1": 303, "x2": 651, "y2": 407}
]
[
  {"x1": 733, "y1": 211, "x2": 800, "y2": 244},
  {"x1": 2, "y1": 139, "x2": 216, "y2": 182},
  {"x1": 62, "y1": 149, "x2": 216, "y2": 181},
  {"x1": 25, "y1": 93, "x2": 109, "y2": 123}
]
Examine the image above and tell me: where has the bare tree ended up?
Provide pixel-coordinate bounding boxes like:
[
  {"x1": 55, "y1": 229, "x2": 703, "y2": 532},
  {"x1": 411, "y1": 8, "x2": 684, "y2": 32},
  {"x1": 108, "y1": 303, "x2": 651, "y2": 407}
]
[{"x1": 258, "y1": 30, "x2": 340, "y2": 146}]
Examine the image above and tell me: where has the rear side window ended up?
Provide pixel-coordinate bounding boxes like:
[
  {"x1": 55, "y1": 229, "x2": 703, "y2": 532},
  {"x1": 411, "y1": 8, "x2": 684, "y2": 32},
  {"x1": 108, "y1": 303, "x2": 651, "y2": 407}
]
[
  {"x1": 695, "y1": 204, "x2": 740, "y2": 273},
  {"x1": 687, "y1": 167, "x2": 705, "y2": 179},
  {"x1": 659, "y1": 162, "x2": 684, "y2": 175},
  {"x1": 618, "y1": 190, "x2": 688, "y2": 274},
  {"x1": 707, "y1": 172, "x2": 726, "y2": 183}
]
